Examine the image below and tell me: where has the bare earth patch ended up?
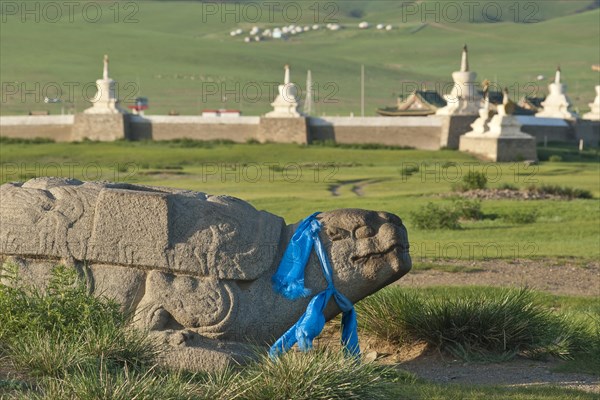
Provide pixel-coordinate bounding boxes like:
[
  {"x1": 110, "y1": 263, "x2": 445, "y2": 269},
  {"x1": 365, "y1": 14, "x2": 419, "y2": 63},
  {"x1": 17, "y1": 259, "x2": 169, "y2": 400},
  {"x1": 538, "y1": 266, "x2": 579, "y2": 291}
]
[
  {"x1": 396, "y1": 258, "x2": 600, "y2": 297},
  {"x1": 318, "y1": 324, "x2": 599, "y2": 394},
  {"x1": 398, "y1": 350, "x2": 599, "y2": 394}
]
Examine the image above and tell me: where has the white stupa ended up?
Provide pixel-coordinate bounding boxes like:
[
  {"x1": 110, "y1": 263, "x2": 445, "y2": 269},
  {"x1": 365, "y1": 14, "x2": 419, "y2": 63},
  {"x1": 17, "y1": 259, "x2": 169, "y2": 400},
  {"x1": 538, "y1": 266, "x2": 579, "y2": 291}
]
[
  {"x1": 463, "y1": 83, "x2": 492, "y2": 135},
  {"x1": 535, "y1": 67, "x2": 576, "y2": 120},
  {"x1": 459, "y1": 88, "x2": 536, "y2": 162},
  {"x1": 583, "y1": 85, "x2": 600, "y2": 121},
  {"x1": 436, "y1": 45, "x2": 482, "y2": 116},
  {"x1": 487, "y1": 88, "x2": 532, "y2": 138},
  {"x1": 266, "y1": 64, "x2": 302, "y2": 118},
  {"x1": 84, "y1": 55, "x2": 126, "y2": 114}
]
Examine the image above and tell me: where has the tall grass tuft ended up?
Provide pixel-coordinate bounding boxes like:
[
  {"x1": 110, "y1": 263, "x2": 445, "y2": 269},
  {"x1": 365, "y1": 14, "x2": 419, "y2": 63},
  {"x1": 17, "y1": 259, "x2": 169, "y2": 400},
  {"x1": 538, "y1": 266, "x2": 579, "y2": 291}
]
[
  {"x1": 357, "y1": 287, "x2": 585, "y2": 361},
  {"x1": 0, "y1": 263, "x2": 157, "y2": 377},
  {"x1": 232, "y1": 349, "x2": 395, "y2": 400},
  {"x1": 16, "y1": 363, "x2": 202, "y2": 400},
  {"x1": 9, "y1": 350, "x2": 395, "y2": 400}
]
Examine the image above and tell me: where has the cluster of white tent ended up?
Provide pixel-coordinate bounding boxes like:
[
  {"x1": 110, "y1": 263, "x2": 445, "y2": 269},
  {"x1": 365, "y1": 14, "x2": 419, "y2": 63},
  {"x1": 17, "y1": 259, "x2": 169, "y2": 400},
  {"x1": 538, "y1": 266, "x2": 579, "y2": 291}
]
[
  {"x1": 358, "y1": 21, "x2": 394, "y2": 30},
  {"x1": 230, "y1": 21, "x2": 394, "y2": 43}
]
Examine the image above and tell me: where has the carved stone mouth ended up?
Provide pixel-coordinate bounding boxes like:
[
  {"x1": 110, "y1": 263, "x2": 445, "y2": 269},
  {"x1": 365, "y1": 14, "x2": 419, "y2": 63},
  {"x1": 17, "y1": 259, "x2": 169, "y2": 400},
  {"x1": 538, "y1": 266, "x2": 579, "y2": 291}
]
[{"x1": 350, "y1": 243, "x2": 405, "y2": 263}]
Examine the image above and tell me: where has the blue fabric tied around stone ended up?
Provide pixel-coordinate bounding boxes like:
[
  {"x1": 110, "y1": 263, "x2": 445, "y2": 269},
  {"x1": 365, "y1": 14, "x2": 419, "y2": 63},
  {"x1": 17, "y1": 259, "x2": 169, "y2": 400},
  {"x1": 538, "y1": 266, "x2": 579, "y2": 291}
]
[{"x1": 270, "y1": 213, "x2": 360, "y2": 358}]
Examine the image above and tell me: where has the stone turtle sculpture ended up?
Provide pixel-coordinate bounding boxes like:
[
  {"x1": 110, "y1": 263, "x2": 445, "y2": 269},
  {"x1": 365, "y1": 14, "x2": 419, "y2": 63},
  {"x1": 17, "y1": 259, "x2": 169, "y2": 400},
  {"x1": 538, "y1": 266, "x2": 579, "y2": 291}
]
[{"x1": 0, "y1": 177, "x2": 411, "y2": 370}]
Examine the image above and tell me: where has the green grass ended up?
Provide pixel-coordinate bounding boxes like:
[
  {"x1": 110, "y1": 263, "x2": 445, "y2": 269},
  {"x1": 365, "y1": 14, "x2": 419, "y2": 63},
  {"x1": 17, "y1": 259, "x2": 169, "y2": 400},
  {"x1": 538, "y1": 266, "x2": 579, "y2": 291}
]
[
  {"x1": 0, "y1": 264, "x2": 157, "y2": 378},
  {"x1": 1, "y1": 141, "x2": 598, "y2": 260},
  {"x1": 2, "y1": 264, "x2": 598, "y2": 399},
  {"x1": 1, "y1": 1, "x2": 598, "y2": 116},
  {"x1": 357, "y1": 286, "x2": 600, "y2": 364}
]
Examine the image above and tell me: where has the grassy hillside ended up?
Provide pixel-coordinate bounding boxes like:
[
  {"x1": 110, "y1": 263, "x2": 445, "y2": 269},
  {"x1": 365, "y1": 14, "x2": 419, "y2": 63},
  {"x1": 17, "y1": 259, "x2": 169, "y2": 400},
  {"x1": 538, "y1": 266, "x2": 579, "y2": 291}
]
[{"x1": 0, "y1": 1, "x2": 598, "y2": 116}]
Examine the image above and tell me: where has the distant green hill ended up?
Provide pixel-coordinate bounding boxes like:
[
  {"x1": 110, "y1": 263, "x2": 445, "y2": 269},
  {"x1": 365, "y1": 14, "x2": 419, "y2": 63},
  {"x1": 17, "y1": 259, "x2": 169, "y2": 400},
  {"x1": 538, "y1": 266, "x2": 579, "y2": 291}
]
[{"x1": 1, "y1": 1, "x2": 598, "y2": 116}]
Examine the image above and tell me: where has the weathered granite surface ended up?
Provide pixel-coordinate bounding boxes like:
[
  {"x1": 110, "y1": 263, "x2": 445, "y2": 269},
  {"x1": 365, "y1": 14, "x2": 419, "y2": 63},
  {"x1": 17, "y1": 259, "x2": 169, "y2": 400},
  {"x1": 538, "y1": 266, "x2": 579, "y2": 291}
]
[{"x1": 0, "y1": 177, "x2": 412, "y2": 370}]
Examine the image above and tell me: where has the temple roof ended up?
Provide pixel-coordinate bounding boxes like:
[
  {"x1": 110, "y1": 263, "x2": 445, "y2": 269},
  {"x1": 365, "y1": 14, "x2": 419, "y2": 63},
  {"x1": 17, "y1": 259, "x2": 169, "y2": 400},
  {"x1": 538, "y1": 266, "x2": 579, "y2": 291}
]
[
  {"x1": 377, "y1": 90, "x2": 446, "y2": 116},
  {"x1": 377, "y1": 90, "x2": 541, "y2": 117}
]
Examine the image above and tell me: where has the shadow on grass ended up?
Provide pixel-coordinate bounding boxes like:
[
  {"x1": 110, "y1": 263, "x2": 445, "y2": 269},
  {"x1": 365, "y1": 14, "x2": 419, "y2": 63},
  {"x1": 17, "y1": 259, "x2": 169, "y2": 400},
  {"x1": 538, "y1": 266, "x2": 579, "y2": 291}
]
[{"x1": 538, "y1": 142, "x2": 599, "y2": 163}]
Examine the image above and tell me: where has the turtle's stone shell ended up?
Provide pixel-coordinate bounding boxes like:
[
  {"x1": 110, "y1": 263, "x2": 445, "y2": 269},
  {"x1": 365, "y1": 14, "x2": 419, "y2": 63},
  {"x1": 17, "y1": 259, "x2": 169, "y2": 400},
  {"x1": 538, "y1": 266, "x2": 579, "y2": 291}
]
[{"x1": 0, "y1": 178, "x2": 285, "y2": 280}]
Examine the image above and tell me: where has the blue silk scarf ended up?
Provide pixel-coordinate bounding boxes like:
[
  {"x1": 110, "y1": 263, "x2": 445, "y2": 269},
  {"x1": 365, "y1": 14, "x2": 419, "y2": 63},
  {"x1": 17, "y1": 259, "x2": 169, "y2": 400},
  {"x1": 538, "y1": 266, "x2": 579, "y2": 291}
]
[{"x1": 270, "y1": 212, "x2": 360, "y2": 357}]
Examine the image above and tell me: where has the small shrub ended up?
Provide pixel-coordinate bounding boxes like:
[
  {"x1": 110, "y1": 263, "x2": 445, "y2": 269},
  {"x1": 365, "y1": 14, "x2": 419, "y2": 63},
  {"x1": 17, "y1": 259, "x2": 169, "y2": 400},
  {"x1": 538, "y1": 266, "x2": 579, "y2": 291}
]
[
  {"x1": 400, "y1": 164, "x2": 419, "y2": 178},
  {"x1": 357, "y1": 287, "x2": 583, "y2": 361},
  {"x1": 452, "y1": 199, "x2": 483, "y2": 221},
  {"x1": 502, "y1": 209, "x2": 539, "y2": 224},
  {"x1": 410, "y1": 203, "x2": 461, "y2": 230},
  {"x1": 549, "y1": 155, "x2": 563, "y2": 162},
  {"x1": 462, "y1": 171, "x2": 488, "y2": 190},
  {"x1": 452, "y1": 171, "x2": 488, "y2": 192},
  {"x1": 498, "y1": 183, "x2": 518, "y2": 191}
]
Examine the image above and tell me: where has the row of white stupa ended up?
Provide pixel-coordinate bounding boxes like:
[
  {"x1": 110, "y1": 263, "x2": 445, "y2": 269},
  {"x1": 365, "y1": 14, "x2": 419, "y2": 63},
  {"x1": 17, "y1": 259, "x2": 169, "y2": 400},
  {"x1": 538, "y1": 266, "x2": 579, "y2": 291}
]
[
  {"x1": 81, "y1": 54, "x2": 301, "y2": 118},
  {"x1": 436, "y1": 45, "x2": 599, "y2": 121},
  {"x1": 266, "y1": 45, "x2": 600, "y2": 120},
  {"x1": 83, "y1": 51, "x2": 599, "y2": 122}
]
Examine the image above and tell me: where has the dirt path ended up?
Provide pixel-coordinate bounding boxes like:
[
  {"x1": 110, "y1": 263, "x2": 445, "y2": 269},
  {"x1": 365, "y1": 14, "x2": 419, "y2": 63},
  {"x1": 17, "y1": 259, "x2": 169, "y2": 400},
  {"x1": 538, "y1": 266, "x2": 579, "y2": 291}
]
[
  {"x1": 395, "y1": 258, "x2": 600, "y2": 297},
  {"x1": 398, "y1": 351, "x2": 599, "y2": 394}
]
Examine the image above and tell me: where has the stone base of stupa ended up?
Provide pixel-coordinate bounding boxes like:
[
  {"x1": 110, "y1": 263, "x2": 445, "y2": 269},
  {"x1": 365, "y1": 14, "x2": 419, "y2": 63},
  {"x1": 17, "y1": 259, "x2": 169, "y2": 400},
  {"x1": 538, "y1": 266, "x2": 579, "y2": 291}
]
[
  {"x1": 84, "y1": 101, "x2": 127, "y2": 115},
  {"x1": 460, "y1": 114, "x2": 537, "y2": 161},
  {"x1": 257, "y1": 117, "x2": 308, "y2": 144},
  {"x1": 71, "y1": 113, "x2": 130, "y2": 141},
  {"x1": 574, "y1": 119, "x2": 600, "y2": 148},
  {"x1": 439, "y1": 115, "x2": 479, "y2": 149},
  {"x1": 459, "y1": 134, "x2": 537, "y2": 162}
]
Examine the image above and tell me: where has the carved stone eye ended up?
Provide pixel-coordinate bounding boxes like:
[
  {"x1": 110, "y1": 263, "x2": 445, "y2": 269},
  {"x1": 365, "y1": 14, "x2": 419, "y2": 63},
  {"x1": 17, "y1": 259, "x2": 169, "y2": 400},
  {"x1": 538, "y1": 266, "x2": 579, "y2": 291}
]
[
  {"x1": 354, "y1": 226, "x2": 375, "y2": 239},
  {"x1": 326, "y1": 226, "x2": 351, "y2": 241}
]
